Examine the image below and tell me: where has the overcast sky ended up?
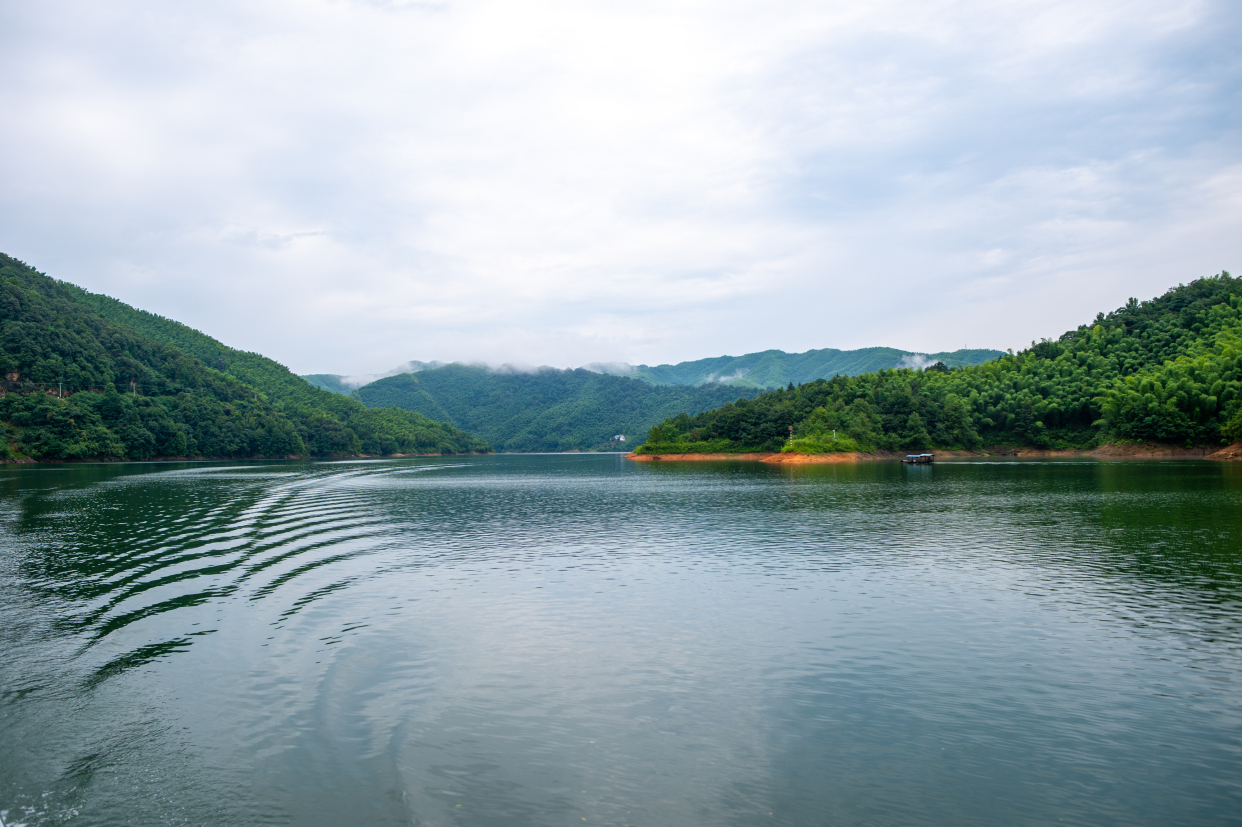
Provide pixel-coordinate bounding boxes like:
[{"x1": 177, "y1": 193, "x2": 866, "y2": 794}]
[{"x1": 1, "y1": 0, "x2": 1239, "y2": 375}]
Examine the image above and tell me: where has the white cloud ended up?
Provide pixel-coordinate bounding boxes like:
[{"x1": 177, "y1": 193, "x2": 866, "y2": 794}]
[
  {"x1": 0, "y1": 0, "x2": 1237, "y2": 374},
  {"x1": 896, "y1": 355, "x2": 935, "y2": 370}
]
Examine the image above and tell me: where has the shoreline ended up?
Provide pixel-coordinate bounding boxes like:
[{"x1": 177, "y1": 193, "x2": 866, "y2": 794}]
[
  {"x1": 628, "y1": 442, "x2": 1242, "y2": 463},
  {"x1": 0, "y1": 451, "x2": 493, "y2": 465},
  {"x1": 5, "y1": 443, "x2": 1237, "y2": 465}
]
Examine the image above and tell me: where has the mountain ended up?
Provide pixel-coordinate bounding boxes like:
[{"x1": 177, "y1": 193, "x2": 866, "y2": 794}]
[
  {"x1": 0, "y1": 253, "x2": 488, "y2": 460},
  {"x1": 308, "y1": 347, "x2": 1003, "y2": 396},
  {"x1": 306, "y1": 345, "x2": 1002, "y2": 454},
  {"x1": 634, "y1": 273, "x2": 1242, "y2": 454},
  {"x1": 590, "y1": 347, "x2": 1003, "y2": 388},
  {"x1": 353, "y1": 364, "x2": 763, "y2": 452}
]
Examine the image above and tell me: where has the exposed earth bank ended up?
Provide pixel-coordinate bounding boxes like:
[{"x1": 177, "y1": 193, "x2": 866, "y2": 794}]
[
  {"x1": 628, "y1": 444, "x2": 1242, "y2": 462},
  {"x1": 627, "y1": 450, "x2": 976, "y2": 464},
  {"x1": 627, "y1": 452, "x2": 777, "y2": 462},
  {"x1": 1207, "y1": 442, "x2": 1242, "y2": 460}
]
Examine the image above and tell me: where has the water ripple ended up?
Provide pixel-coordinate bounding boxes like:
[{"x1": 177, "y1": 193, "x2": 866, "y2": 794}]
[{"x1": 1, "y1": 457, "x2": 1240, "y2": 826}]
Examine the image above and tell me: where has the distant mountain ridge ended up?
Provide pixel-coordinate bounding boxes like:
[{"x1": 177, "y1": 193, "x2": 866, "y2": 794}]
[
  {"x1": 305, "y1": 346, "x2": 1002, "y2": 394},
  {"x1": 592, "y1": 347, "x2": 1002, "y2": 388},
  {"x1": 302, "y1": 346, "x2": 1002, "y2": 453}
]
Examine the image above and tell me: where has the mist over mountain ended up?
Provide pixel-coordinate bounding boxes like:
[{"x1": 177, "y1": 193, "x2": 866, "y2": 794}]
[
  {"x1": 583, "y1": 347, "x2": 1002, "y2": 388},
  {"x1": 307, "y1": 346, "x2": 1003, "y2": 395},
  {"x1": 304, "y1": 362, "x2": 447, "y2": 395}
]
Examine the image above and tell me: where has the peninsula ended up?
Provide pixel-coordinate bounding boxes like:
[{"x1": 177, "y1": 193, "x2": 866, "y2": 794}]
[{"x1": 628, "y1": 273, "x2": 1242, "y2": 461}]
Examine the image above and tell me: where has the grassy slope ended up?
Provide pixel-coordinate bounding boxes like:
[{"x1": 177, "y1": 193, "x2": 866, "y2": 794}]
[{"x1": 355, "y1": 364, "x2": 762, "y2": 452}]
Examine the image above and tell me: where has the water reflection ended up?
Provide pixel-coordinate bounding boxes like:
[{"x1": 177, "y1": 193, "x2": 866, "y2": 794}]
[{"x1": 0, "y1": 456, "x2": 1240, "y2": 826}]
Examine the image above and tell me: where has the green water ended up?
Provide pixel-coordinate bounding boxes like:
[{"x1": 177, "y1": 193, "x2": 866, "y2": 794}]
[{"x1": 0, "y1": 455, "x2": 1240, "y2": 826}]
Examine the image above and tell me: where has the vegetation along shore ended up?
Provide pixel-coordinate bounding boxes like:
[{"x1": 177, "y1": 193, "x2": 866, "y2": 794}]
[{"x1": 629, "y1": 272, "x2": 1242, "y2": 461}]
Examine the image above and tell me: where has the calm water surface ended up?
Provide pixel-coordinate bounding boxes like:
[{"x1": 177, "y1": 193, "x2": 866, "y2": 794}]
[{"x1": 1, "y1": 455, "x2": 1240, "y2": 826}]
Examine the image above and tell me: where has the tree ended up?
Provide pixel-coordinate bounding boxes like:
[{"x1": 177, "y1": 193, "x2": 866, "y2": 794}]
[{"x1": 901, "y1": 412, "x2": 931, "y2": 450}]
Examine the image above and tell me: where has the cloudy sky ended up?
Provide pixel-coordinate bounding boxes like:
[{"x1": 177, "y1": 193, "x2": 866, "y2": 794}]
[{"x1": 1, "y1": 0, "x2": 1239, "y2": 375}]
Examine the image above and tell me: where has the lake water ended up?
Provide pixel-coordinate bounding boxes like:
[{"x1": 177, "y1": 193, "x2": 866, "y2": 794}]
[{"x1": 1, "y1": 455, "x2": 1240, "y2": 826}]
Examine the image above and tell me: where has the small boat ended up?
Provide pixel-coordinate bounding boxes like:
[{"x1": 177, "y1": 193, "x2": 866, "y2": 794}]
[{"x1": 902, "y1": 453, "x2": 934, "y2": 464}]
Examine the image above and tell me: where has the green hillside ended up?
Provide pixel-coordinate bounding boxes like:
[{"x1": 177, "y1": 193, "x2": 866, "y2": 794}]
[
  {"x1": 627, "y1": 347, "x2": 1002, "y2": 388},
  {"x1": 307, "y1": 347, "x2": 1000, "y2": 396},
  {"x1": 635, "y1": 273, "x2": 1242, "y2": 455},
  {"x1": 0, "y1": 253, "x2": 487, "y2": 460},
  {"x1": 354, "y1": 364, "x2": 762, "y2": 452}
]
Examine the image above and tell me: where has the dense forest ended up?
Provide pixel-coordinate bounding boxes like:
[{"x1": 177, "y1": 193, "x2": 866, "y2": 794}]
[
  {"x1": 354, "y1": 364, "x2": 762, "y2": 452},
  {"x1": 315, "y1": 347, "x2": 1003, "y2": 396},
  {"x1": 0, "y1": 253, "x2": 488, "y2": 460},
  {"x1": 635, "y1": 273, "x2": 1242, "y2": 455},
  {"x1": 618, "y1": 346, "x2": 1003, "y2": 388},
  {"x1": 309, "y1": 345, "x2": 1001, "y2": 453}
]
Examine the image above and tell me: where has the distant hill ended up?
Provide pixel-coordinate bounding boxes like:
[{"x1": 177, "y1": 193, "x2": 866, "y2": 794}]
[
  {"x1": 308, "y1": 346, "x2": 1003, "y2": 453},
  {"x1": 309, "y1": 347, "x2": 1002, "y2": 397},
  {"x1": 0, "y1": 252, "x2": 488, "y2": 460},
  {"x1": 353, "y1": 364, "x2": 762, "y2": 452},
  {"x1": 603, "y1": 347, "x2": 1002, "y2": 388}
]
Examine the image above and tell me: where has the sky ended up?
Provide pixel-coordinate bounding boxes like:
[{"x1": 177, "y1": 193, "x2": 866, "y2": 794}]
[{"x1": 1, "y1": 0, "x2": 1239, "y2": 375}]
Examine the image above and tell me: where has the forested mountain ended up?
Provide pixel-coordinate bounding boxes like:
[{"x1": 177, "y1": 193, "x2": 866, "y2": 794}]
[
  {"x1": 635, "y1": 273, "x2": 1242, "y2": 455},
  {"x1": 310, "y1": 347, "x2": 1002, "y2": 395},
  {"x1": 0, "y1": 253, "x2": 488, "y2": 460},
  {"x1": 306, "y1": 346, "x2": 1001, "y2": 453},
  {"x1": 354, "y1": 364, "x2": 762, "y2": 452},
  {"x1": 609, "y1": 347, "x2": 1002, "y2": 388}
]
